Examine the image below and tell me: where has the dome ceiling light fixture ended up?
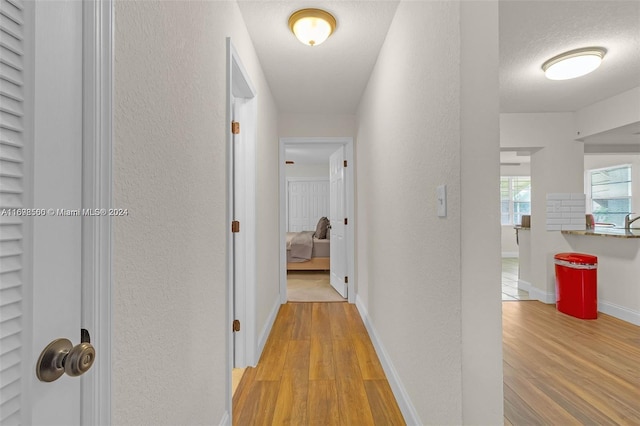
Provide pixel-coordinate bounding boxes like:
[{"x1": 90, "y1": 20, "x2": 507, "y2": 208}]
[
  {"x1": 288, "y1": 8, "x2": 336, "y2": 47},
  {"x1": 541, "y1": 47, "x2": 607, "y2": 80}
]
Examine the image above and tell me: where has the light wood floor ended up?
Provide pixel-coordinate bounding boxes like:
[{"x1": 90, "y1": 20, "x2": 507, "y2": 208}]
[
  {"x1": 503, "y1": 301, "x2": 640, "y2": 425},
  {"x1": 233, "y1": 302, "x2": 405, "y2": 425}
]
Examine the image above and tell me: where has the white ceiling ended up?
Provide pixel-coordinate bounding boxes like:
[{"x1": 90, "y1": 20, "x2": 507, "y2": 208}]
[
  {"x1": 499, "y1": 1, "x2": 640, "y2": 113},
  {"x1": 237, "y1": 1, "x2": 399, "y2": 114},
  {"x1": 237, "y1": 1, "x2": 640, "y2": 116}
]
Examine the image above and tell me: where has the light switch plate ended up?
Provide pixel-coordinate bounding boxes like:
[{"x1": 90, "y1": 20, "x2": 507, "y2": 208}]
[{"x1": 437, "y1": 184, "x2": 446, "y2": 217}]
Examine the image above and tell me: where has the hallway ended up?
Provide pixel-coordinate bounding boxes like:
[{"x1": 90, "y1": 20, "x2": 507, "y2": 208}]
[{"x1": 232, "y1": 302, "x2": 405, "y2": 425}]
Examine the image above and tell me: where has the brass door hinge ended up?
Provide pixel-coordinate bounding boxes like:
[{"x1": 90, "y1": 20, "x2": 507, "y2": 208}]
[
  {"x1": 343, "y1": 160, "x2": 348, "y2": 167},
  {"x1": 345, "y1": 276, "x2": 349, "y2": 284},
  {"x1": 344, "y1": 218, "x2": 348, "y2": 225},
  {"x1": 233, "y1": 320, "x2": 241, "y2": 332},
  {"x1": 231, "y1": 121, "x2": 240, "y2": 135},
  {"x1": 231, "y1": 221, "x2": 240, "y2": 233}
]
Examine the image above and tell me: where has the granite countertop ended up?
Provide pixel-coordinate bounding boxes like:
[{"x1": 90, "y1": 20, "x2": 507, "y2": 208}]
[{"x1": 561, "y1": 227, "x2": 640, "y2": 239}]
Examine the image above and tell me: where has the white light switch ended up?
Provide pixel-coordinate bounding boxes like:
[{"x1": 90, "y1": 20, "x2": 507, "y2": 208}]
[{"x1": 437, "y1": 184, "x2": 447, "y2": 217}]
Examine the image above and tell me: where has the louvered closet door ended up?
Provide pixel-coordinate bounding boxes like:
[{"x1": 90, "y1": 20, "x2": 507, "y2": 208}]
[
  {"x1": 1, "y1": 0, "x2": 31, "y2": 423},
  {"x1": 1, "y1": 0, "x2": 83, "y2": 424}
]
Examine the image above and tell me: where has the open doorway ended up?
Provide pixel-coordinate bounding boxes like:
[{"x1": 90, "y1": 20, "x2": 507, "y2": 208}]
[
  {"x1": 500, "y1": 150, "x2": 532, "y2": 301},
  {"x1": 279, "y1": 137, "x2": 355, "y2": 304}
]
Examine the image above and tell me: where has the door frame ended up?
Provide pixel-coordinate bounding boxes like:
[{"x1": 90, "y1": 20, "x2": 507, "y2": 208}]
[
  {"x1": 225, "y1": 37, "x2": 258, "y2": 421},
  {"x1": 80, "y1": 0, "x2": 113, "y2": 423},
  {"x1": 279, "y1": 137, "x2": 355, "y2": 304}
]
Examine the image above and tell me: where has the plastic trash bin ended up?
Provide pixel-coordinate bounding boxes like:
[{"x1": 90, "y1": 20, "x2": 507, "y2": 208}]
[{"x1": 554, "y1": 253, "x2": 598, "y2": 319}]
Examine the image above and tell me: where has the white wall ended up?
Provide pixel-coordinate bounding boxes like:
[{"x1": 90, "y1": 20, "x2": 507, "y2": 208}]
[
  {"x1": 285, "y1": 163, "x2": 328, "y2": 179},
  {"x1": 279, "y1": 112, "x2": 356, "y2": 138},
  {"x1": 575, "y1": 86, "x2": 640, "y2": 140},
  {"x1": 357, "y1": 1, "x2": 502, "y2": 423},
  {"x1": 584, "y1": 154, "x2": 640, "y2": 212},
  {"x1": 113, "y1": 2, "x2": 279, "y2": 424},
  {"x1": 501, "y1": 227, "x2": 519, "y2": 256},
  {"x1": 460, "y1": 2, "x2": 503, "y2": 422}
]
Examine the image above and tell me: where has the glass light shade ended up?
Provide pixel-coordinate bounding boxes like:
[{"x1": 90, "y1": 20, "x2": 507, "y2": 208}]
[
  {"x1": 542, "y1": 47, "x2": 606, "y2": 80},
  {"x1": 289, "y1": 9, "x2": 336, "y2": 47}
]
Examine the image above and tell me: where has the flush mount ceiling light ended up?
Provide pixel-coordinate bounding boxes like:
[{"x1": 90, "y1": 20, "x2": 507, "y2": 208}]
[
  {"x1": 541, "y1": 47, "x2": 607, "y2": 80},
  {"x1": 288, "y1": 8, "x2": 336, "y2": 47}
]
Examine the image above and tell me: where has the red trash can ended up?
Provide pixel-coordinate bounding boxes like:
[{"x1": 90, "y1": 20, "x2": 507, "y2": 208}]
[{"x1": 554, "y1": 253, "x2": 598, "y2": 319}]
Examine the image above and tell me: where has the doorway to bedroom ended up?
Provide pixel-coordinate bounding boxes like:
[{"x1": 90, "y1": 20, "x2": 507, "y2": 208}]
[{"x1": 279, "y1": 137, "x2": 355, "y2": 304}]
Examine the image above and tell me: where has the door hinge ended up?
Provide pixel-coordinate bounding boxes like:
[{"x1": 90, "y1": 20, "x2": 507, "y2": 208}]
[
  {"x1": 344, "y1": 218, "x2": 348, "y2": 225},
  {"x1": 231, "y1": 220, "x2": 240, "y2": 233},
  {"x1": 231, "y1": 121, "x2": 240, "y2": 135},
  {"x1": 345, "y1": 276, "x2": 349, "y2": 284},
  {"x1": 343, "y1": 160, "x2": 348, "y2": 167},
  {"x1": 233, "y1": 320, "x2": 241, "y2": 332}
]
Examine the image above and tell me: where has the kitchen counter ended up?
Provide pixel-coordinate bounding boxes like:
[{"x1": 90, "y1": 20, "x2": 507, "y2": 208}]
[
  {"x1": 561, "y1": 227, "x2": 640, "y2": 239},
  {"x1": 562, "y1": 229, "x2": 640, "y2": 325}
]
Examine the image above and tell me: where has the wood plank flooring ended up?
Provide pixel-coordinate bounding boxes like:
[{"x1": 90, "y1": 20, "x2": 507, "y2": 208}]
[
  {"x1": 503, "y1": 301, "x2": 640, "y2": 425},
  {"x1": 233, "y1": 302, "x2": 405, "y2": 426}
]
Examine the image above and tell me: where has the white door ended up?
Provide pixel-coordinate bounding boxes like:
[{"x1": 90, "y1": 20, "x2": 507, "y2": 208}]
[
  {"x1": 1, "y1": 1, "x2": 84, "y2": 424},
  {"x1": 329, "y1": 147, "x2": 347, "y2": 298}
]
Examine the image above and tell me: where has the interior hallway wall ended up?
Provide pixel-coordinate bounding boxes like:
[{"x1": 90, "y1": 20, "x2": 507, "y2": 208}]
[
  {"x1": 460, "y1": 2, "x2": 503, "y2": 422},
  {"x1": 285, "y1": 163, "x2": 329, "y2": 178},
  {"x1": 113, "y1": 2, "x2": 279, "y2": 424},
  {"x1": 357, "y1": 1, "x2": 502, "y2": 423},
  {"x1": 279, "y1": 112, "x2": 356, "y2": 138}
]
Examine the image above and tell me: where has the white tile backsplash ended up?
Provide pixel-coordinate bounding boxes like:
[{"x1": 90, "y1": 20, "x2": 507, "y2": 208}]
[{"x1": 546, "y1": 193, "x2": 586, "y2": 231}]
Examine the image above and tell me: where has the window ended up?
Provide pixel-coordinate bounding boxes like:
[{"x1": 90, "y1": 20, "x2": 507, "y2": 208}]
[
  {"x1": 589, "y1": 165, "x2": 631, "y2": 227},
  {"x1": 501, "y1": 176, "x2": 531, "y2": 226}
]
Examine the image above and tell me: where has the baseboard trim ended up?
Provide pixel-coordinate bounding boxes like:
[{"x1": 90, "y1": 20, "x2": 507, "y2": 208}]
[
  {"x1": 355, "y1": 295, "x2": 422, "y2": 426},
  {"x1": 501, "y1": 252, "x2": 518, "y2": 258},
  {"x1": 219, "y1": 411, "x2": 230, "y2": 426},
  {"x1": 528, "y1": 286, "x2": 556, "y2": 304},
  {"x1": 599, "y1": 300, "x2": 640, "y2": 326},
  {"x1": 257, "y1": 296, "x2": 281, "y2": 363},
  {"x1": 517, "y1": 279, "x2": 531, "y2": 292}
]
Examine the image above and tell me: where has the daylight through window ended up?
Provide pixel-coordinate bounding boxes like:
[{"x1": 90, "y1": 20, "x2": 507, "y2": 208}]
[
  {"x1": 588, "y1": 165, "x2": 632, "y2": 227},
  {"x1": 501, "y1": 176, "x2": 531, "y2": 226}
]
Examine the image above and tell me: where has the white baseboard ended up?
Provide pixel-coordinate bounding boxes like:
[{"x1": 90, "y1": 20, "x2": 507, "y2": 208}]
[
  {"x1": 501, "y1": 252, "x2": 518, "y2": 258},
  {"x1": 599, "y1": 300, "x2": 640, "y2": 326},
  {"x1": 528, "y1": 286, "x2": 556, "y2": 304},
  {"x1": 219, "y1": 411, "x2": 230, "y2": 426},
  {"x1": 517, "y1": 279, "x2": 531, "y2": 292},
  {"x1": 355, "y1": 296, "x2": 422, "y2": 426},
  {"x1": 257, "y1": 296, "x2": 281, "y2": 362}
]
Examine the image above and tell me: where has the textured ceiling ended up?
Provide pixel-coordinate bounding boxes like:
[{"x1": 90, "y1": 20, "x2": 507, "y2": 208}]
[
  {"x1": 237, "y1": 0, "x2": 399, "y2": 114},
  {"x1": 238, "y1": 1, "x2": 640, "y2": 115},
  {"x1": 499, "y1": 1, "x2": 640, "y2": 113}
]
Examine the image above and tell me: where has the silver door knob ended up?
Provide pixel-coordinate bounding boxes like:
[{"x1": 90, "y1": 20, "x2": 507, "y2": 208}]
[{"x1": 36, "y1": 338, "x2": 96, "y2": 382}]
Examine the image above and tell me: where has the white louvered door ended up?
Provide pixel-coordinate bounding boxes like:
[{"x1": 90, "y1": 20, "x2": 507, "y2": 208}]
[{"x1": 1, "y1": 0, "x2": 83, "y2": 424}]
